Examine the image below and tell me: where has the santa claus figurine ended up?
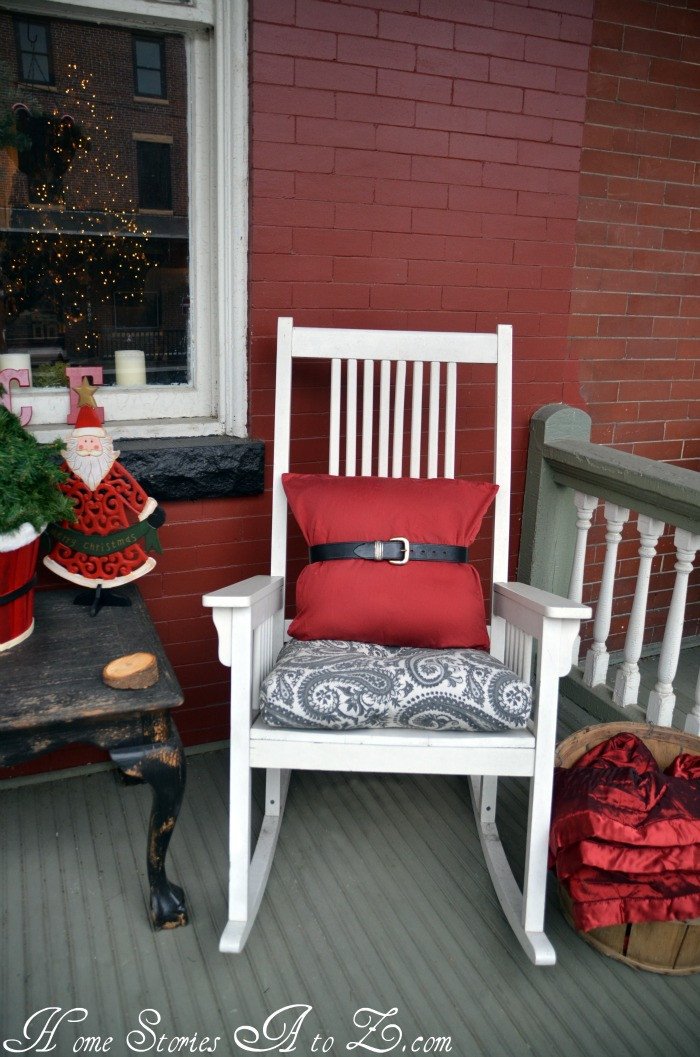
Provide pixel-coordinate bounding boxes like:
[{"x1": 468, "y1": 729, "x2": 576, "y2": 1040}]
[{"x1": 44, "y1": 380, "x2": 164, "y2": 611}]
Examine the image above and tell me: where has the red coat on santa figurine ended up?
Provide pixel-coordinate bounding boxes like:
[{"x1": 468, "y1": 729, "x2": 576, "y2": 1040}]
[{"x1": 44, "y1": 381, "x2": 165, "y2": 600}]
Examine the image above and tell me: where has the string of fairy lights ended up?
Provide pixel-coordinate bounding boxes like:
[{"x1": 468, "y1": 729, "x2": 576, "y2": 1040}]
[{"x1": 4, "y1": 59, "x2": 157, "y2": 357}]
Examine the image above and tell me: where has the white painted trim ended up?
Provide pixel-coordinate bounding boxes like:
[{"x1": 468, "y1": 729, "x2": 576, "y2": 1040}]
[
  {"x1": 270, "y1": 318, "x2": 293, "y2": 578},
  {"x1": 188, "y1": 25, "x2": 217, "y2": 424},
  {"x1": 250, "y1": 730, "x2": 537, "y2": 777},
  {"x1": 216, "y1": 0, "x2": 250, "y2": 438},
  {"x1": 29, "y1": 415, "x2": 225, "y2": 443},
  {"x1": 492, "y1": 324, "x2": 512, "y2": 587},
  {"x1": 15, "y1": 0, "x2": 215, "y2": 31},
  {"x1": 14, "y1": 0, "x2": 248, "y2": 441},
  {"x1": 329, "y1": 359, "x2": 341, "y2": 473},
  {"x1": 292, "y1": 328, "x2": 499, "y2": 363}
]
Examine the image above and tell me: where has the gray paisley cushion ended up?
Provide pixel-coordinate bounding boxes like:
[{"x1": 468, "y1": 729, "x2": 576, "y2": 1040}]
[{"x1": 259, "y1": 639, "x2": 532, "y2": 732}]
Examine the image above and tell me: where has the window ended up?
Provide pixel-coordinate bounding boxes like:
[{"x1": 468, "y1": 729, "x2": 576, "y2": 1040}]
[
  {"x1": 136, "y1": 139, "x2": 173, "y2": 211},
  {"x1": 133, "y1": 34, "x2": 166, "y2": 99},
  {"x1": 15, "y1": 16, "x2": 54, "y2": 85},
  {"x1": 1, "y1": 1, "x2": 248, "y2": 442},
  {"x1": 5, "y1": 28, "x2": 186, "y2": 393}
]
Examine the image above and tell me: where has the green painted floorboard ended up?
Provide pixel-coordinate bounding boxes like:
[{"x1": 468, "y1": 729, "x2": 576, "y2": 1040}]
[{"x1": 1, "y1": 694, "x2": 699, "y2": 1057}]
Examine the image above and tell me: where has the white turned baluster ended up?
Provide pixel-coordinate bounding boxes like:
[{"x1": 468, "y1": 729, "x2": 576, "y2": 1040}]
[
  {"x1": 685, "y1": 668, "x2": 700, "y2": 735},
  {"x1": 583, "y1": 502, "x2": 630, "y2": 686},
  {"x1": 647, "y1": 528, "x2": 700, "y2": 727},
  {"x1": 685, "y1": 669, "x2": 700, "y2": 736},
  {"x1": 613, "y1": 514, "x2": 665, "y2": 709},
  {"x1": 569, "y1": 492, "x2": 598, "y2": 666}
]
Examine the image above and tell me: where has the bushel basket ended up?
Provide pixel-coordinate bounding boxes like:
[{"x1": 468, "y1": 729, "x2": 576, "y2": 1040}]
[{"x1": 555, "y1": 721, "x2": 700, "y2": 975}]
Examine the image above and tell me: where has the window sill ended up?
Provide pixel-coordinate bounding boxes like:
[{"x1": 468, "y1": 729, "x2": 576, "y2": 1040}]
[
  {"x1": 17, "y1": 81, "x2": 57, "y2": 91},
  {"x1": 118, "y1": 435, "x2": 264, "y2": 502},
  {"x1": 134, "y1": 95, "x2": 170, "y2": 105}
]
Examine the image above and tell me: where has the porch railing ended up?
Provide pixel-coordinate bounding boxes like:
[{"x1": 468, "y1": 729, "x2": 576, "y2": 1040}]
[{"x1": 519, "y1": 404, "x2": 700, "y2": 733}]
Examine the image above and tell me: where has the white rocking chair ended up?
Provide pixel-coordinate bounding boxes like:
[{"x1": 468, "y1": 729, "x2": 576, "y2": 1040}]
[{"x1": 204, "y1": 318, "x2": 590, "y2": 965}]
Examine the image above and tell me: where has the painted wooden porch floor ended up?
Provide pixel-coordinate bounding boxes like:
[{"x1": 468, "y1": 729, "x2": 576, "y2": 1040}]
[{"x1": 2, "y1": 690, "x2": 699, "y2": 1057}]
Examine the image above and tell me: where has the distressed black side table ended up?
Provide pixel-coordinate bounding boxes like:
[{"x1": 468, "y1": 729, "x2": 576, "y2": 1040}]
[{"x1": 0, "y1": 584, "x2": 188, "y2": 930}]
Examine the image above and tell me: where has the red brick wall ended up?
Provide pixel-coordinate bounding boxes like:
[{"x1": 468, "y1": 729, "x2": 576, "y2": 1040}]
[
  {"x1": 250, "y1": 1, "x2": 593, "y2": 541},
  {"x1": 569, "y1": 0, "x2": 700, "y2": 651},
  {"x1": 570, "y1": 0, "x2": 699, "y2": 467}
]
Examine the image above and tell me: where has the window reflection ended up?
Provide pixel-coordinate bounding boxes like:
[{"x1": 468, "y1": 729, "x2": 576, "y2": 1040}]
[{"x1": 0, "y1": 13, "x2": 189, "y2": 388}]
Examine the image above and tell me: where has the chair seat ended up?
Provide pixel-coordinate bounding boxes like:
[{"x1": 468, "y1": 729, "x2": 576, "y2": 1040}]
[{"x1": 259, "y1": 638, "x2": 532, "y2": 732}]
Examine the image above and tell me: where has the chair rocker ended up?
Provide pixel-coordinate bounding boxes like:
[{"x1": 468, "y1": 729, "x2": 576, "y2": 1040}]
[{"x1": 204, "y1": 318, "x2": 590, "y2": 965}]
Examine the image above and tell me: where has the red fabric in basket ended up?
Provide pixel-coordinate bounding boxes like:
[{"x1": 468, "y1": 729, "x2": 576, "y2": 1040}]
[
  {"x1": 666, "y1": 753, "x2": 700, "y2": 781},
  {"x1": 555, "y1": 836, "x2": 700, "y2": 881},
  {"x1": 564, "y1": 868, "x2": 700, "y2": 932},
  {"x1": 551, "y1": 733, "x2": 700, "y2": 932},
  {"x1": 550, "y1": 735, "x2": 700, "y2": 858}
]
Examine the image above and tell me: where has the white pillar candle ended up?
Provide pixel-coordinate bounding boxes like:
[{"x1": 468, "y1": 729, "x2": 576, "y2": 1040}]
[
  {"x1": 115, "y1": 348, "x2": 146, "y2": 387},
  {"x1": 0, "y1": 352, "x2": 32, "y2": 384}
]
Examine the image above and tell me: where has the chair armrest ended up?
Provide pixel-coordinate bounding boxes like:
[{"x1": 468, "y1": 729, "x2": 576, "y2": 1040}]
[
  {"x1": 203, "y1": 576, "x2": 285, "y2": 669},
  {"x1": 493, "y1": 582, "x2": 591, "y2": 680},
  {"x1": 203, "y1": 575, "x2": 284, "y2": 609},
  {"x1": 494, "y1": 582, "x2": 591, "y2": 621}
]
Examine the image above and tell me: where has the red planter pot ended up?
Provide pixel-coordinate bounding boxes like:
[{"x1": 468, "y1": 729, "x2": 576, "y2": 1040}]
[{"x1": 0, "y1": 523, "x2": 43, "y2": 651}]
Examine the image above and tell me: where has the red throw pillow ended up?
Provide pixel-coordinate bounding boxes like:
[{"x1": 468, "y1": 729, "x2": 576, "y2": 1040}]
[{"x1": 283, "y1": 473, "x2": 498, "y2": 649}]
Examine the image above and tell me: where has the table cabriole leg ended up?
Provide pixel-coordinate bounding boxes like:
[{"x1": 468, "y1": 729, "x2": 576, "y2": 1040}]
[{"x1": 110, "y1": 724, "x2": 188, "y2": 930}]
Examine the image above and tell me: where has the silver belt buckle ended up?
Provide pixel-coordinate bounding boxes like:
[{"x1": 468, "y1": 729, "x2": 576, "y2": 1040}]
[{"x1": 388, "y1": 536, "x2": 409, "y2": 565}]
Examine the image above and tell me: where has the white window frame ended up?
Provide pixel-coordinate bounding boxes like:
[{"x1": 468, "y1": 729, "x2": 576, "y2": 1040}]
[{"x1": 12, "y1": 0, "x2": 248, "y2": 442}]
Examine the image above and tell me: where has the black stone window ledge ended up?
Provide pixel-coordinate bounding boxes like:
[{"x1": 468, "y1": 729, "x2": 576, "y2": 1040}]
[{"x1": 118, "y1": 436, "x2": 264, "y2": 502}]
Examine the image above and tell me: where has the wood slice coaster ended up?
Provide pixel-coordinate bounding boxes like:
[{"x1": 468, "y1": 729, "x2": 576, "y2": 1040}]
[
  {"x1": 103, "y1": 652, "x2": 159, "y2": 690},
  {"x1": 555, "y1": 721, "x2": 700, "y2": 975}
]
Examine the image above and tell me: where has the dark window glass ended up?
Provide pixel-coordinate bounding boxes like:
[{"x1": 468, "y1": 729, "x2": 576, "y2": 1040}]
[
  {"x1": 1, "y1": 18, "x2": 189, "y2": 388},
  {"x1": 15, "y1": 17, "x2": 53, "y2": 85},
  {"x1": 133, "y1": 35, "x2": 166, "y2": 98},
  {"x1": 136, "y1": 141, "x2": 172, "y2": 211}
]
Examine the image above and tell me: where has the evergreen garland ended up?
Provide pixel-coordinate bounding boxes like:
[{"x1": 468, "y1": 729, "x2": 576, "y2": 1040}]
[{"x1": 0, "y1": 405, "x2": 76, "y2": 535}]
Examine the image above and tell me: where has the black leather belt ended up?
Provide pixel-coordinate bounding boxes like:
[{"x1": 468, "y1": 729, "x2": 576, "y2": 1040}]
[{"x1": 309, "y1": 539, "x2": 468, "y2": 566}]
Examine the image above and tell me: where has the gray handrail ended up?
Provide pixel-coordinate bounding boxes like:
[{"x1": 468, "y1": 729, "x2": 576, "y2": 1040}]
[
  {"x1": 544, "y1": 438, "x2": 700, "y2": 534},
  {"x1": 518, "y1": 403, "x2": 700, "y2": 595}
]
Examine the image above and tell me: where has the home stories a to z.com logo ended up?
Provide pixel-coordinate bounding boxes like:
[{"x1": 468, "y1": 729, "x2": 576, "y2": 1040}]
[{"x1": 2, "y1": 1005, "x2": 454, "y2": 1055}]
